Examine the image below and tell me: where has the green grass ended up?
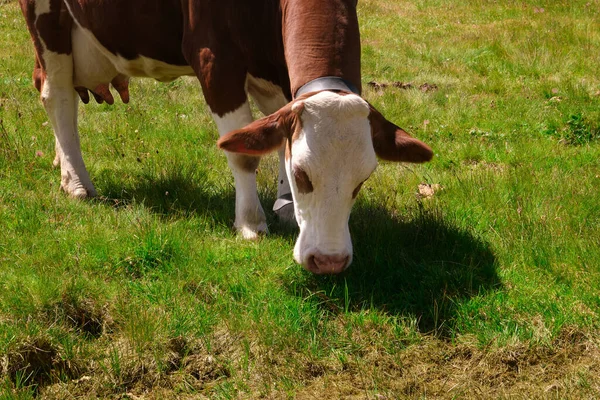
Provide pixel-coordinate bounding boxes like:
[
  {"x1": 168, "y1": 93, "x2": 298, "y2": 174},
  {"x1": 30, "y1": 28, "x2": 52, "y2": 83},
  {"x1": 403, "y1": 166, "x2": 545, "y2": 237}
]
[{"x1": 1, "y1": 0, "x2": 600, "y2": 398}]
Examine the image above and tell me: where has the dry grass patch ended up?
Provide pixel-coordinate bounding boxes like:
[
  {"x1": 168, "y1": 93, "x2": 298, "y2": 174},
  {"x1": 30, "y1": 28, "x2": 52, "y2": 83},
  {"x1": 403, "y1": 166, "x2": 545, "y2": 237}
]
[
  {"x1": 35, "y1": 327, "x2": 239, "y2": 398},
  {"x1": 296, "y1": 330, "x2": 600, "y2": 399}
]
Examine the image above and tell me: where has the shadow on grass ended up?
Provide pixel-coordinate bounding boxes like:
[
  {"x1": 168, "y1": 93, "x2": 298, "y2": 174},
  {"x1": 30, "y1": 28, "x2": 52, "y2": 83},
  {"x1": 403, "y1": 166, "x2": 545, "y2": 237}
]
[
  {"x1": 94, "y1": 166, "x2": 500, "y2": 336},
  {"x1": 92, "y1": 164, "x2": 298, "y2": 237},
  {"x1": 93, "y1": 166, "x2": 236, "y2": 227},
  {"x1": 285, "y1": 202, "x2": 502, "y2": 337}
]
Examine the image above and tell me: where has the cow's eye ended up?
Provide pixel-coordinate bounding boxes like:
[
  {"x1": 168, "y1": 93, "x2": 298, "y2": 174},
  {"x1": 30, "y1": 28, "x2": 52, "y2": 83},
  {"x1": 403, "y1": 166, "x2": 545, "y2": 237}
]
[
  {"x1": 352, "y1": 181, "x2": 364, "y2": 199},
  {"x1": 294, "y1": 168, "x2": 313, "y2": 194}
]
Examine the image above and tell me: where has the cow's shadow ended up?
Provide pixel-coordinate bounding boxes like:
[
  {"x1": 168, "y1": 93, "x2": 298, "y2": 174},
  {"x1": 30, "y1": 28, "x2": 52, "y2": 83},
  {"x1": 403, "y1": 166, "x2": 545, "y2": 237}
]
[
  {"x1": 282, "y1": 201, "x2": 502, "y2": 336},
  {"x1": 94, "y1": 164, "x2": 297, "y2": 236},
  {"x1": 96, "y1": 168, "x2": 501, "y2": 336},
  {"x1": 94, "y1": 166, "x2": 237, "y2": 226}
]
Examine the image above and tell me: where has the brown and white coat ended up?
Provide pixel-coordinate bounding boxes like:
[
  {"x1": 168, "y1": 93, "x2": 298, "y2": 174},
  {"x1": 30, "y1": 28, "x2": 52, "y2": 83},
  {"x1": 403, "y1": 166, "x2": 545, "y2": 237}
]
[{"x1": 20, "y1": 0, "x2": 433, "y2": 274}]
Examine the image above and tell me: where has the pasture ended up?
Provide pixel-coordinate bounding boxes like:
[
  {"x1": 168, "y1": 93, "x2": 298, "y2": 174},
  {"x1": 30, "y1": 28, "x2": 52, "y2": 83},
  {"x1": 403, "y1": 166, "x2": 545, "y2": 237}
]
[{"x1": 1, "y1": 0, "x2": 600, "y2": 398}]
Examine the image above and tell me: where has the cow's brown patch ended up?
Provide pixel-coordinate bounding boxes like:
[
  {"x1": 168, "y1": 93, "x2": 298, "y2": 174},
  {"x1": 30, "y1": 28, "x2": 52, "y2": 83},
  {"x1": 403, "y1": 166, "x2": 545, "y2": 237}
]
[
  {"x1": 33, "y1": 55, "x2": 45, "y2": 93},
  {"x1": 34, "y1": 0, "x2": 72, "y2": 54},
  {"x1": 191, "y1": 46, "x2": 248, "y2": 117},
  {"x1": 294, "y1": 167, "x2": 314, "y2": 194},
  {"x1": 20, "y1": 0, "x2": 72, "y2": 98},
  {"x1": 282, "y1": 0, "x2": 362, "y2": 95},
  {"x1": 63, "y1": 0, "x2": 187, "y2": 65},
  {"x1": 20, "y1": 0, "x2": 46, "y2": 68}
]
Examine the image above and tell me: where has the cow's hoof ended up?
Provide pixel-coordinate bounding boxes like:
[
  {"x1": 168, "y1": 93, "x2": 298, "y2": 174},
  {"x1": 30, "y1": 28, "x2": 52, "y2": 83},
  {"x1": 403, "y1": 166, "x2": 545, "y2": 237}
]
[
  {"x1": 61, "y1": 182, "x2": 97, "y2": 199},
  {"x1": 237, "y1": 222, "x2": 268, "y2": 240},
  {"x1": 274, "y1": 202, "x2": 297, "y2": 226}
]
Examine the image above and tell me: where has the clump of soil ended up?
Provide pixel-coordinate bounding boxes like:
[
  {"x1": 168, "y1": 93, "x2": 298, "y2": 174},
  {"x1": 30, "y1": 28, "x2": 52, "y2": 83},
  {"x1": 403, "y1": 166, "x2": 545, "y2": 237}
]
[
  {"x1": 60, "y1": 293, "x2": 112, "y2": 338},
  {"x1": 165, "y1": 336, "x2": 189, "y2": 372},
  {"x1": 5, "y1": 336, "x2": 78, "y2": 388},
  {"x1": 418, "y1": 82, "x2": 438, "y2": 92},
  {"x1": 417, "y1": 183, "x2": 443, "y2": 199},
  {"x1": 184, "y1": 354, "x2": 230, "y2": 383},
  {"x1": 367, "y1": 81, "x2": 439, "y2": 92}
]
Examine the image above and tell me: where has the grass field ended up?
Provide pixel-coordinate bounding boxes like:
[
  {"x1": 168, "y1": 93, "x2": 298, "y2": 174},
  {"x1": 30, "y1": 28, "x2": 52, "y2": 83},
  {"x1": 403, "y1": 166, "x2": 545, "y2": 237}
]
[{"x1": 1, "y1": 0, "x2": 600, "y2": 398}]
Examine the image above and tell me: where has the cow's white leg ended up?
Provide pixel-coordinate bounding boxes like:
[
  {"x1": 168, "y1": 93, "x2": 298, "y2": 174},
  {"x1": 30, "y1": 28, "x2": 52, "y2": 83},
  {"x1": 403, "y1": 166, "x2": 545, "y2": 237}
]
[
  {"x1": 246, "y1": 75, "x2": 295, "y2": 224},
  {"x1": 53, "y1": 137, "x2": 61, "y2": 167},
  {"x1": 41, "y1": 51, "x2": 96, "y2": 198},
  {"x1": 213, "y1": 102, "x2": 267, "y2": 239}
]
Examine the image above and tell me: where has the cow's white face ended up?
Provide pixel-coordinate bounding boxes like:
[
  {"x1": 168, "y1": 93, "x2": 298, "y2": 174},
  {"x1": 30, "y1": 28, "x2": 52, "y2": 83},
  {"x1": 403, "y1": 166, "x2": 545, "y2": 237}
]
[
  {"x1": 285, "y1": 91, "x2": 376, "y2": 273},
  {"x1": 218, "y1": 90, "x2": 433, "y2": 274}
]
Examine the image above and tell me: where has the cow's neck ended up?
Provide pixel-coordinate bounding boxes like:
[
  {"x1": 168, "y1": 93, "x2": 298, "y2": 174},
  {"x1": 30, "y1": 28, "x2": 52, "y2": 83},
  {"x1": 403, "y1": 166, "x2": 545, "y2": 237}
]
[{"x1": 281, "y1": 0, "x2": 362, "y2": 97}]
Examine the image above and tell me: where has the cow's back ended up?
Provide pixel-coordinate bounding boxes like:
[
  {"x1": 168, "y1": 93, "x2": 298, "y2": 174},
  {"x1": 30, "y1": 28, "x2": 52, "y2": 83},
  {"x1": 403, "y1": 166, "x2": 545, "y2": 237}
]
[{"x1": 64, "y1": 0, "x2": 187, "y2": 66}]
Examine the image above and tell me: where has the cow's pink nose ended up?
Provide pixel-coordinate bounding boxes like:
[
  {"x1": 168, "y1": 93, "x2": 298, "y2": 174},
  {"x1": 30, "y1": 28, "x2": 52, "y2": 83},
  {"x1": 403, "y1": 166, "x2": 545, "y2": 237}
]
[{"x1": 307, "y1": 253, "x2": 350, "y2": 275}]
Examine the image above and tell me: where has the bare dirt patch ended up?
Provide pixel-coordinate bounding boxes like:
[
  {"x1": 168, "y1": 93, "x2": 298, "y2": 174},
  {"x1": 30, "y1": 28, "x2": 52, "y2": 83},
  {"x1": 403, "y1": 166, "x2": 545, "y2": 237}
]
[
  {"x1": 464, "y1": 160, "x2": 508, "y2": 173},
  {"x1": 367, "y1": 81, "x2": 439, "y2": 92}
]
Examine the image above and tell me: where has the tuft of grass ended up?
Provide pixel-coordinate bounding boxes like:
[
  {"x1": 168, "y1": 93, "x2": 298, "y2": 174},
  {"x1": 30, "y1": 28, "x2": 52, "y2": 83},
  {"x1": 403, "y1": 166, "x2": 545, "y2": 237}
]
[
  {"x1": 563, "y1": 113, "x2": 599, "y2": 145},
  {"x1": 0, "y1": 118, "x2": 20, "y2": 166},
  {"x1": 544, "y1": 112, "x2": 600, "y2": 145},
  {"x1": 115, "y1": 232, "x2": 178, "y2": 279}
]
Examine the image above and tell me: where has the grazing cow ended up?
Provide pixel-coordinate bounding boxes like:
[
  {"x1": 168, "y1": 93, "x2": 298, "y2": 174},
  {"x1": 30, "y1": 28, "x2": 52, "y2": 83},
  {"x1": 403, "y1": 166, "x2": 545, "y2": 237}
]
[{"x1": 19, "y1": 0, "x2": 433, "y2": 274}]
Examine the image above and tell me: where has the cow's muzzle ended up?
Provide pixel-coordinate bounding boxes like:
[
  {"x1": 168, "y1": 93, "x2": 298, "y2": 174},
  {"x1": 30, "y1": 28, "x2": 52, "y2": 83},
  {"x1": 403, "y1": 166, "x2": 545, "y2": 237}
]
[{"x1": 305, "y1": 252, "x2": 351, "y2": 275}]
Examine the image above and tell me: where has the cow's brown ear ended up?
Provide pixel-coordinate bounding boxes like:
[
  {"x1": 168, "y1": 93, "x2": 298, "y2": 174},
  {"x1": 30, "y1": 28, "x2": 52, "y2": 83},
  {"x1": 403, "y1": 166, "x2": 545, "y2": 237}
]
[
  {"x1": 217, "y1": 104, "x2": 296, "y2": 155},
  {"x1": 369, "y1": 104, "x2": 433, "y2": 163}
]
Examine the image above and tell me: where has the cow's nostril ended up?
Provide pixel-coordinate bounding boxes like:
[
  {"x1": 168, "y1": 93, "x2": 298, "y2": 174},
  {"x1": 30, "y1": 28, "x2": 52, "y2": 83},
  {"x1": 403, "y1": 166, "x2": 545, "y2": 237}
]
[
  {"x1": 306, "y1": 255, "x2": 321, "y2": 274},
  {"x1": 312, "y1": 254, "x2": 349, "y2": 274}
]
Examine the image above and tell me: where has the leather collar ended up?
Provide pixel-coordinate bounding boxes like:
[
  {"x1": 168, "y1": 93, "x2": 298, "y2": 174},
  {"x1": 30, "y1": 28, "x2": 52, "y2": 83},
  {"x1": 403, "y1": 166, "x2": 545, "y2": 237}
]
[{"x1": 295, "y1": 76, "x2": 360, "y2": 98}]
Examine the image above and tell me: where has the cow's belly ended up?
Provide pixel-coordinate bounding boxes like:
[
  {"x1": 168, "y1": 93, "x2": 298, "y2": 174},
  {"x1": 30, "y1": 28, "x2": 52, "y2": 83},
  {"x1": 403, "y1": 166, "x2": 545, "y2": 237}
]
[
  {"x1": 110, "y1": 56, "x2": 194, "y2": 82},
  {"x1": 72, "y1": 24, "x2": 193, "y2": 90}
]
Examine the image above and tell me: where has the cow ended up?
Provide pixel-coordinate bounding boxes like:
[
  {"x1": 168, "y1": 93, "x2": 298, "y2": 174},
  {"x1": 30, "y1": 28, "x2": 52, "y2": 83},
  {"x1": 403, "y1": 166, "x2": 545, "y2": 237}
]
[{"x1": 19, "y1": 0, "x2": 433, "y2": 274}]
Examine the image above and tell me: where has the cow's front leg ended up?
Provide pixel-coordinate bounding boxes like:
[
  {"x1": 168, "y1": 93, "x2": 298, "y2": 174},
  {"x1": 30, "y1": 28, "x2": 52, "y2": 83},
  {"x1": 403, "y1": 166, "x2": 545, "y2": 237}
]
[
  {"x1": 212, "y1": 103, "x2": 267, "y2": 239},
  {"x1": 21, "y1": 0, "x2": 96, "y2": 199},
  {"x1": 41, "y1": 53, "x2": 96, "y2": 198},
  {"x1": 246, "y1": 75, "x2": 296, "y2": 226},
  {"x1": 183, "y1": 35, "x2": 266, "y2": 238}
]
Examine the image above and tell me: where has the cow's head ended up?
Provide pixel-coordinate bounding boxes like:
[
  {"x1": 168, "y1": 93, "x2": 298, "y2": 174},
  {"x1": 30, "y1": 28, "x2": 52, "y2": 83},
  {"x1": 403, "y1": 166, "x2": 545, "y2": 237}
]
[{"x1": 218, "y1": 91, "x2": 432, "y2": 274}]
